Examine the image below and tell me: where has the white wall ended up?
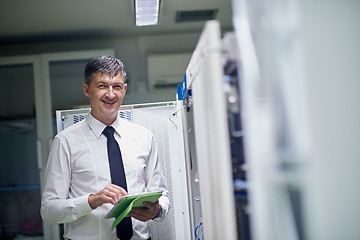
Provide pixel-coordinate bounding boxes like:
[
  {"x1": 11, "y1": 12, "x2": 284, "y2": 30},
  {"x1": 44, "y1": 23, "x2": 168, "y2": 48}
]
[{"x1": 0, "y1": 32, "x2": 201, "y2": 106}]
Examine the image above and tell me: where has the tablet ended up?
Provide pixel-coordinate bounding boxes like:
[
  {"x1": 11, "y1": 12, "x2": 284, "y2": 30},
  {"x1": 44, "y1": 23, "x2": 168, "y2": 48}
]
[{"x1": 105, "y1": 191, "x2": 163, "y2": 219}]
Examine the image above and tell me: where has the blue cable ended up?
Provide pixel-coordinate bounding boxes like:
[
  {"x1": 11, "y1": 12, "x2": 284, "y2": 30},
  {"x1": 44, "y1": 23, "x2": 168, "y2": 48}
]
[{"x1": 194, "y1": 219, "x2": 203, "y2": 240}]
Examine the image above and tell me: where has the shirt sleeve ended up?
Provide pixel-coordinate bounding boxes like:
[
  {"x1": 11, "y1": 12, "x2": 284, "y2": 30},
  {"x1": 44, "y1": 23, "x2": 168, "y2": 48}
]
[
  {"x1": 40, "y1": 136, "x2": 92, "y2": 224},
  {"x1": 145, "y1": 135, "x2": 170, "y2": 220}
]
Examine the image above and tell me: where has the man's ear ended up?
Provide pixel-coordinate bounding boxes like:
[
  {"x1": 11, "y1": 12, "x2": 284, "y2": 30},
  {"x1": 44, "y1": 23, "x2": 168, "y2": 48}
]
[
  {"x1": 123, "y1": 83, "x2": 128, "y2": 95},
  {"x1": 82, "y1": 83, "x2": 90, "y2": 97}
]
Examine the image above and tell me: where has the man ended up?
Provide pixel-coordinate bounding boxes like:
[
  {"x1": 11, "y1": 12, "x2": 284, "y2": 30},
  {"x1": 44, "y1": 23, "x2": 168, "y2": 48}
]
[{"x1": 41, "y1": 56, "x2": 169, "y2": 240}]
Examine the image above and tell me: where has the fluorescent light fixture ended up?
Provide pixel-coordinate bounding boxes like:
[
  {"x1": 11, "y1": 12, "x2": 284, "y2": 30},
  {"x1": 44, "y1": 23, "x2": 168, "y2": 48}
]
[{"x1": 134, "y1": 0, "x2": 161, "y2": 26}]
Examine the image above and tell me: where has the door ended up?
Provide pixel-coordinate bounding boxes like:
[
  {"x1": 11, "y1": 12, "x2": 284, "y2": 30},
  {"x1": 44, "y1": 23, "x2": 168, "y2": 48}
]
[{"x1": 0, "y1": 58, "x2": 43, "y2": 239}]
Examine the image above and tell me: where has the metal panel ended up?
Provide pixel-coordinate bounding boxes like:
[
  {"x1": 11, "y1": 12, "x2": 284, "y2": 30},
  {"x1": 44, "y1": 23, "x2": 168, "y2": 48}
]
[{"x1": 186, "y1": 20, "x2": 238, "y2": 240}]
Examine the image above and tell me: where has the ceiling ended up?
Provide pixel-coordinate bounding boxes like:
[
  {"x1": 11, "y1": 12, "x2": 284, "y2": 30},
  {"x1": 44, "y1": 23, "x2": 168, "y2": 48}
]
[{"x1": 0, "y1": 0, "x2": 233, "y2": 44}]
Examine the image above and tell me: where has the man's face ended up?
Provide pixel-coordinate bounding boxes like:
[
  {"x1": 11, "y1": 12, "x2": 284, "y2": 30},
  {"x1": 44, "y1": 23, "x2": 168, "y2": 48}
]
[{"x1": 82, "y1": 72, "x2": 127, "y2": 125}]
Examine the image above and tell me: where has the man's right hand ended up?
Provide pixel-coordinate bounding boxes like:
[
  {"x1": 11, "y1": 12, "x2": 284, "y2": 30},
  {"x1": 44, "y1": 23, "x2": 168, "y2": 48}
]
[{"x1": 88, "y1": 184, "x2": 128, "y2": 209}]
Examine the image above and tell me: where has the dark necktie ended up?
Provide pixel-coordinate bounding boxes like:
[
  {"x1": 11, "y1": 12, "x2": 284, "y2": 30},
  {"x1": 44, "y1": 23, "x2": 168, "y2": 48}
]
[{"x1": 103, "y1": 126, "x2": 133, "y2": 240}]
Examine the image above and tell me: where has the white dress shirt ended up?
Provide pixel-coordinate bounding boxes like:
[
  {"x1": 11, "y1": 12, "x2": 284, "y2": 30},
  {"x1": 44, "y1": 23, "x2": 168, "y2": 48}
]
[{"x1": 41, "y1": 113, "x2": 170, "y2": 240}]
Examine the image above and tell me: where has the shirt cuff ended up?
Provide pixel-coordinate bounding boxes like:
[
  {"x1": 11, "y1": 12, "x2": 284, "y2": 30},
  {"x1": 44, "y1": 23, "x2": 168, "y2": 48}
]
[
  {"x1": 152, "y1": 204, "x2": 163, "y2": 221},
  {"x1": 74, "y1": 194, "x2": 92, "y2": 216}
]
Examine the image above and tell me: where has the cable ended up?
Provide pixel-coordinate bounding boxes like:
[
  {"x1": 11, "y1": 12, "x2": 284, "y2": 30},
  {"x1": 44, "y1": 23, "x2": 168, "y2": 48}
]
[
  {"x1": 168, "y1": 104, "x2": 187, "y2": 129},
  {"x1": 194, "y1": 219, "x2": 203, "y2": 240}
]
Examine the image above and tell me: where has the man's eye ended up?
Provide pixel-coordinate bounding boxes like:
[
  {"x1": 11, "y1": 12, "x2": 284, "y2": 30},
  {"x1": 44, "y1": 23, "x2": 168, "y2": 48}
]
[
  {"x1": 114, "y1": 85, "x2": 123, "y2": 90},
  {"x1": 98, "y1": 84, "x2": 106, "y2": 88}
]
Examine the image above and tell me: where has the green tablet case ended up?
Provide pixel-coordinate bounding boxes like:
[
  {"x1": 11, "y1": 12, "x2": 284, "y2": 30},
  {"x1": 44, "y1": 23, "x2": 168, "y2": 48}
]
[{"x1": 104, "y1": 191, "x2": 163, "y2": 229}]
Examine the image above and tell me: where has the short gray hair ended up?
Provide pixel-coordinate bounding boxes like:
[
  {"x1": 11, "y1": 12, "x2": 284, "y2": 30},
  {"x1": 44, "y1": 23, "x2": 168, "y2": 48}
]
[{"x1": 84, "y1": 56, "x2": 127, "y2": 84}]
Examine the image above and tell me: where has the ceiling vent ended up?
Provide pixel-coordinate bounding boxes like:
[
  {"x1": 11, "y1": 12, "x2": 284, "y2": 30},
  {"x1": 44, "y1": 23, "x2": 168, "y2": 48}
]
[{"x1": 176, "y1": 9, "x2": 218, "y2": 23}]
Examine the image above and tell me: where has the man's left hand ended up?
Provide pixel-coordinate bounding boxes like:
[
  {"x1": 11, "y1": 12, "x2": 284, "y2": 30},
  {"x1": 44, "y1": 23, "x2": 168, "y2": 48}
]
[{"x1": 128, "y1": 200, "x2": 160, "y2": 222}]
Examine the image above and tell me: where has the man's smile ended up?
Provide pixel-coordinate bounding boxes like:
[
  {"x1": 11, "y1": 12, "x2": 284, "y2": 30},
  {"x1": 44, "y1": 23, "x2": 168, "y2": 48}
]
[{"x1": 102, "y1": 99, "x2": 116, "y2": 105}]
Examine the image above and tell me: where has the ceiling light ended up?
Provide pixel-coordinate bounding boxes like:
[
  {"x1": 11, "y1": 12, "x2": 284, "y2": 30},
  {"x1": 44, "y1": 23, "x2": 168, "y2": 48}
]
[{"x1": 134, "y1": 0, "x2": 161, "y2": 26}]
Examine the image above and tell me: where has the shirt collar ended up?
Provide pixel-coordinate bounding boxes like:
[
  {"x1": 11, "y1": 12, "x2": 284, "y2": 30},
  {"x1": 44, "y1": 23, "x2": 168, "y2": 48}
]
[{"x1": 86, "y1": 112, "x2": 123, "y2": 139}]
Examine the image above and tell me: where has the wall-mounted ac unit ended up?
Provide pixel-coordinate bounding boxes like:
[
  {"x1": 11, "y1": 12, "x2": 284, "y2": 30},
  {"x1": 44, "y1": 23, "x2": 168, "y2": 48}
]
[{"x1": 148, "y1": 53, "x2": 191, "y2": 90}]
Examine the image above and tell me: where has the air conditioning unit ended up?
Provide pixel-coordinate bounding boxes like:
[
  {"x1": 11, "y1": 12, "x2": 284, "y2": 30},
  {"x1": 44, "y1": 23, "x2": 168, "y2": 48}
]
[{"x1": 148, "y1": 53, "x2": 191, "y2": 90}]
